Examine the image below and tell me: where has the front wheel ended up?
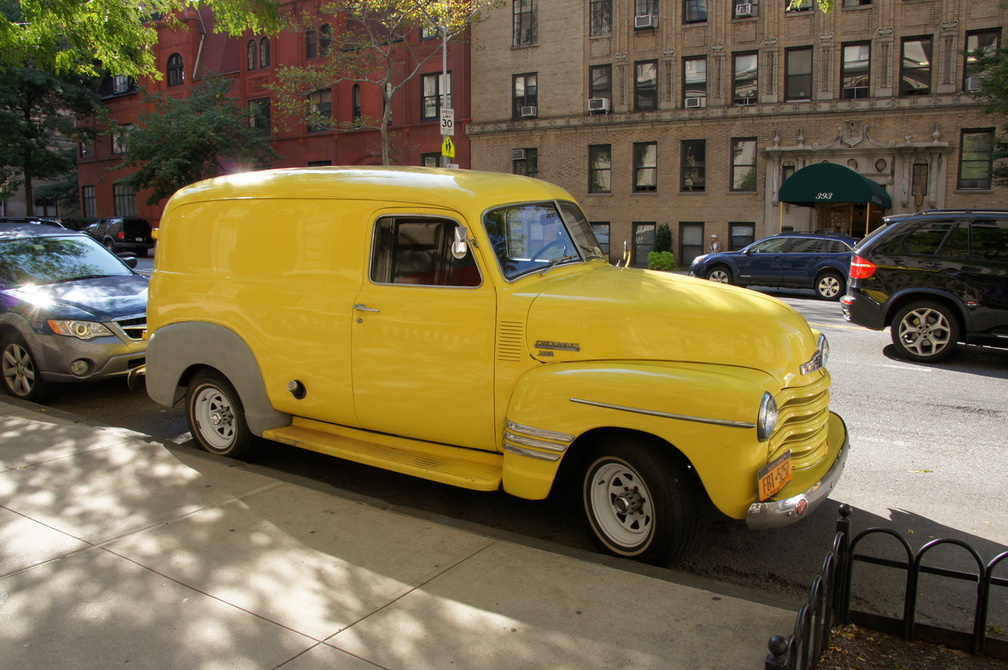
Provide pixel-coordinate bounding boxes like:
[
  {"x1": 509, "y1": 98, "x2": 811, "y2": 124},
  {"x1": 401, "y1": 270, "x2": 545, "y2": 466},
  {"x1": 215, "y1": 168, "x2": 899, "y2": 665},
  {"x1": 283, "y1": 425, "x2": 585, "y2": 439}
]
[
  {"x1": 705, "y1": 266, "x2": 733, "y2": 284},
  {"x1": 815, "y1": 272, "x2": 845, "y2": 300},
  {"x1": 185, "y1": 369, "x2": 261, "y2": 459},
  {"x1": 1, "y1": 333, "x2": 50, "y2": 402},
  {"x1": 890, "y1": 301, "x2": 960, "y2": 362},
  {"x1": 581, "y1": 438, "x2": 698, "y2": 565}
]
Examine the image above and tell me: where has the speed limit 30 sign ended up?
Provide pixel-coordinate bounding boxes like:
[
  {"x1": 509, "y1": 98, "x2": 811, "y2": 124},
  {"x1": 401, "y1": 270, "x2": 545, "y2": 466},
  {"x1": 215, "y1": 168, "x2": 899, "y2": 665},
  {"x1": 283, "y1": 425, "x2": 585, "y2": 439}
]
[{"x1": 440, "y1": 108, "x2": 454, "y2": 136}]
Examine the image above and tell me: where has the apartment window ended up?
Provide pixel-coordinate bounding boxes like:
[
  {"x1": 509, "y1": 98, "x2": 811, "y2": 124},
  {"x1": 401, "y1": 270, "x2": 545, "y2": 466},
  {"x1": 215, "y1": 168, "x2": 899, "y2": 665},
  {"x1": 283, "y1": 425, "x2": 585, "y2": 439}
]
[
  {"x1": 680, "y1": 222, "x2": 704, "y2": 267},
  {"x1": 260, "y1": 37, "x2": 271, "y2": 68},
  {"x1": 590, "y1": 0, "x2": 612, "y2": 35},
  {"x1": 113, "y1": 183, "x2": 137, "y2": 217},
  {"x1": 307, "y1": 24, "x2": 331, "y2": 59},
  {"x1": 590, "y1": 65, "x2": 612, "y2": 101},
  {"x1": 681, "y1": 139, "x2": 706, "y2": 192},
  {"x1": 636, "y1": 0, "x2": 659, "y2": 19},
  {"x1": 842, "y1": 0, "x2": 871, "y2": 5},
  {"x1": 422, "y1": 72, "x2": 452, "y2": 120},
  {"x1": 734, "y1": 52, "x2": 758, "y2": 105},
  {"x1": 248, "y1": 98, "x2": 271, "y2": 133},
  {"x1": 964, "y1": 30, "x2": 1000, "y2": 92},
  {"x1": 247, "y1": 41, "x2": 258, "y2": 70},
  {"x1": 167, "y1": 53, "x2": 184, "y2": 87},
  {"x1": 900, "y1": 36, "x2": 932, "y2": 96},
  {"x1": 683, "y1": 57, "x2": 707, "y2": 107},
  {"x1": 352, "y1": 84, "x2": 362, "y2": 121},
  {"x1": 307, "y1": 89, "x2": 332, "y2": 132},
  {"x1": 635, "y1": 60, "x2": 658, "y2": 111},
  {"x1": 591, "y1": 223, "x2": 611, "y2": 255},
  {"x1": 81, "y1": 186, "x2": 96, "y2": 218},
  {"x1": 785, "y1": 47, "x2": 813, "y2": 101},
  {"x1": 421, "y1": 153, "x2": 441, "y2": 168},
  {"x1": 633, "y1": 142, "x2": 658, "y2": 192},
  {"x1": 589, "y1": 145, "x2": 612, "y2": 193},
  {"x1": 731, "y1": 138, "x2": 757, "y2": 191},
  {"x1": 633, "y1": 223, "x2": 655, "y2": 267},
  {"x1": 79, "y1": 140, "x2": 94, "y2": 160},
  {"x1": 112, "y1": 124, "x2": 132, "y2": 155},
  {"x1": 786, "y1": 0, "x2": 812, "y2": 12},
  {"x1": 841, "y1": 42, "x2": 870, "y2": 99},
  {"x1": 730, "y1": 223, "x2": 756, "y2": 250},
  {"x1": 513, "y1": 73, "x2": 538, "y2": 119},
  {"x1": 112, "y1": 75, "x2": 133, "y2": 95},
  {"x1": 684, "y1": 0, "x2": 707, "y2": 23},
  {"x1": 733, "y1": 0, "x2": 759, "y2": 17},
  {"x1": 513, "y1": 0, "x2": 537, "y2": 46},
  {"x1": 911, "y1": 162, "x2": 929, "y2": 197},
  {"x1": 959, "y1": 129, "x2": 995, "y2": 190},
  {"x1": 513, "y1": 148, "x2": 538, "y2": 177}
]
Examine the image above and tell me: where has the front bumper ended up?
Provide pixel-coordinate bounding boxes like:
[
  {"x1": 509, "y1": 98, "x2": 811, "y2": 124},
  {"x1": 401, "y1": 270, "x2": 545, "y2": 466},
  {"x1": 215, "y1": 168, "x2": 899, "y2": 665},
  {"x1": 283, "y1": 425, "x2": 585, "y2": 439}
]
[{"x1": 746, "y1": 412, "x2": 849, "y2": 530}]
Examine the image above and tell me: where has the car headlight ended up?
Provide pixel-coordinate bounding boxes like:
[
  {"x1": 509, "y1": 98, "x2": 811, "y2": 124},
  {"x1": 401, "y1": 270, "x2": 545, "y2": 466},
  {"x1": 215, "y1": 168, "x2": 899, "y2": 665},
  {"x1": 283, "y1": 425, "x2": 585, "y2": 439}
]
[
  {"x1": 800, "y1": 333, "x2": 830, "y2": 375},
  {"x1": 48, "y1": 319, "x2": 114, "y2": 340},
  {"x1": 757, "y1": 392, "x2": 779, "y2": 442}
]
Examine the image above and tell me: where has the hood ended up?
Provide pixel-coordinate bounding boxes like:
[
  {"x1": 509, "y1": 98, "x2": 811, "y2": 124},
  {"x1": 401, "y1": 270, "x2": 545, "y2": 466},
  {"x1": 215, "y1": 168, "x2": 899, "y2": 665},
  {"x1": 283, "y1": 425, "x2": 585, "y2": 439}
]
[
  {"x1": 2, "y1": 275, "x2": 148, "y2": 321},
  {"x1": 525, "y1": 266, "x2": 818, "y2": 385}
]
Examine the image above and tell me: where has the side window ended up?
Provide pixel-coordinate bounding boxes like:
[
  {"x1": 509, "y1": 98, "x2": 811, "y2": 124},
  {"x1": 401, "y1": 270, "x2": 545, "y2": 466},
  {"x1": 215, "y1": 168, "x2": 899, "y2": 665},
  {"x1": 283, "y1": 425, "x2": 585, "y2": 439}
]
[
  {"x1": 824, "y1": 239, "x2": 851, "y2": 254},
  {"x1": 970, "y1": 219, "x2": 1008, "y2": 262},
  {"x1": 370, "y1": 217, "x2": 480, "y2": 287},
  {"x1": 750, "y1": 238, "x2": 788, "y2": 254},
  {"x1": 788, "y1": 237, "x2": 824, "y2": 253},
  {"x1": 896, "y1": 220, "x2": 955, "y2": 256}
]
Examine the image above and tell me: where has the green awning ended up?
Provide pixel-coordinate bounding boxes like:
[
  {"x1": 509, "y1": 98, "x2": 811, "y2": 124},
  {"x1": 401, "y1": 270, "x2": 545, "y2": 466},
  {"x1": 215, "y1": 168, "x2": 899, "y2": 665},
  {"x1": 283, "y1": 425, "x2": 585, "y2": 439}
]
[{"x1": 779, "y1": 162, "x2": 891, "y2": 208}]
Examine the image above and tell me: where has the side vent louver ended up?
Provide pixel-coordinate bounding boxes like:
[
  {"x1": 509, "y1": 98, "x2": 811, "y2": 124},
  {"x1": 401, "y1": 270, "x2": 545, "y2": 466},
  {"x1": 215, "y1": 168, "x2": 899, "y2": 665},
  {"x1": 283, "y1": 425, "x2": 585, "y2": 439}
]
[{"x1": 497, "y1": 321, "x2": 525, "y2": 362}]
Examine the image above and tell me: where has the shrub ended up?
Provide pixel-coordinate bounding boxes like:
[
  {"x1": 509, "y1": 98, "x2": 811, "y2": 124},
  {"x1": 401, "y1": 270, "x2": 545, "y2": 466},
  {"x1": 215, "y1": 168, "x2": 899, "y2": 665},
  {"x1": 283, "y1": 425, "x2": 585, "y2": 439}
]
[{"x1": 648, "y1": 250, "x2": 677, "y2": 271}]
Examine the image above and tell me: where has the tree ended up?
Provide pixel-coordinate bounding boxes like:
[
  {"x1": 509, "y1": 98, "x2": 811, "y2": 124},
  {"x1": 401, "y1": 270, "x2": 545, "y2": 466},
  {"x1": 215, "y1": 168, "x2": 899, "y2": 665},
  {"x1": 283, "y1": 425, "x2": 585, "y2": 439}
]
[
  {"x1": 0, "y1": 66, "x2": 100, "y2": 215},
  {"x1": 116, "y1": 75, "x2": 280, "y2": 205},
  {"x1": 971, "y1": 47, "x2": 1008, "y2": 186},
  {"x1": 0, "y1": 0, "x2": 287, "y2": 78},
  {"x1": 270, "y1": 0, "x2": 498, "y2": 165}
]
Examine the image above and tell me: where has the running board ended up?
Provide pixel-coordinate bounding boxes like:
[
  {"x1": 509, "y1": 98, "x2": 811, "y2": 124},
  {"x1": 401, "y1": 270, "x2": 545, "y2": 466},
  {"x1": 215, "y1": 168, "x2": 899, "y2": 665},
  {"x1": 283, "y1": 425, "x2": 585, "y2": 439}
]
[{"x1": 263, "y1": 418, "x2": 503, "y2": 492}]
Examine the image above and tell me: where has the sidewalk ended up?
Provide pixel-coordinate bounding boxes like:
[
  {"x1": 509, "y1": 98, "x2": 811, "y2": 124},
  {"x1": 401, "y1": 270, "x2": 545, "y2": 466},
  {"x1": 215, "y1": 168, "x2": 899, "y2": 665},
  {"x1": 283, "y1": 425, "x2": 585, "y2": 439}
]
[{"x1": 0, "y1": 396, "x2": 795, "y2": 669}]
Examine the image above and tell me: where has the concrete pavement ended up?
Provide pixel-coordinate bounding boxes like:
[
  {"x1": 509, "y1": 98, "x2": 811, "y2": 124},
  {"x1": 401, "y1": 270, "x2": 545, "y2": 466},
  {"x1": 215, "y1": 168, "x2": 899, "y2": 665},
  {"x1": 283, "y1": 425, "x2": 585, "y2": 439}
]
[{"x1": 0, "y1": 396, "x2": 796, "y2": 669}]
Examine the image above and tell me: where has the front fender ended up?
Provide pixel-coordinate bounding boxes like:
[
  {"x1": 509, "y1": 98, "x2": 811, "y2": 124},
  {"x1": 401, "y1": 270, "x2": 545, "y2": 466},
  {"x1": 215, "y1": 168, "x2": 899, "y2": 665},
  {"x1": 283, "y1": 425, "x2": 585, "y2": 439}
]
[
  {"x1": 146, "y1": 321, "x2": 289, "y2": 435},
  {"x1": 501, "y1": 361, "x2": 776, "y2": 509}
]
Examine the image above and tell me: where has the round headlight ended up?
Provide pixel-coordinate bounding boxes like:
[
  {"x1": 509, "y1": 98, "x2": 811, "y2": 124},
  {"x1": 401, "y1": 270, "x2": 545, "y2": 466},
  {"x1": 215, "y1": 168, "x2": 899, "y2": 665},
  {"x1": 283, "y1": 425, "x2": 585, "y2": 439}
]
[
  {"x1": 819, "y1": 334, "x2": 830, "y2": 367},
  {"x1": 757, "y1": 392, "x2": 779, "y2": 442}
]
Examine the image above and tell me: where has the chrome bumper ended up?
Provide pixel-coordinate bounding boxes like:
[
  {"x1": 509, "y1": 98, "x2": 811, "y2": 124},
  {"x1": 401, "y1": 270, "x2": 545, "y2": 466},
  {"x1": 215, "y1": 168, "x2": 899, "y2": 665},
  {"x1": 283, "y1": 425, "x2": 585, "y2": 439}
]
[{"x1": 746, "y1": 412, "x2": 849, "y2": 530}]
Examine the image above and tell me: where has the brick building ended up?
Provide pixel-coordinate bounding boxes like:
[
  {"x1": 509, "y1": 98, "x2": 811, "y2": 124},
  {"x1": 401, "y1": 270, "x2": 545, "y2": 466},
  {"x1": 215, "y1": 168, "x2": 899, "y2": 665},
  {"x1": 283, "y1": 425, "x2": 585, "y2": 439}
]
[
  {"x1": 467, "y1": 0, "x2": 1008, "y2": 267},
  {"x1": 76, "y1": 4, "x2": 471, "y2": 226}
]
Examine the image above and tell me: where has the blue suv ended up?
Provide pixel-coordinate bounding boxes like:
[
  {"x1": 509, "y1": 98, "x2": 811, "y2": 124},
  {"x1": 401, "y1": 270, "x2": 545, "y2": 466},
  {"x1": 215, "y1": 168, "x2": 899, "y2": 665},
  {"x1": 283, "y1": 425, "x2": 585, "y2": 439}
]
[{"x1": 689, "y1": 232, "x2": 856, "y2": 300}]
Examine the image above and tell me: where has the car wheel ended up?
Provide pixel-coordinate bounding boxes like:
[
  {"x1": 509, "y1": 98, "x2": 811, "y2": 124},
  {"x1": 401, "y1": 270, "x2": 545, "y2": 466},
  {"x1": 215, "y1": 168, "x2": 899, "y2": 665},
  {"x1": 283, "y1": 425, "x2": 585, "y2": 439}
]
[
  {"x1": 705, "y1": 266, "x2": 733, "y2": 284},
  {"x1": 581, "y1": 437, "x2": 698, "y2": 565},
  {"x1": 815, "y1": 272, "x2": 845, "y2": 300},
  {"x1": 1, "y1": 333, "x2": 50, "y2": 402},
  {"x1": 103, "y1": 239, "x2": 116, "y2": 253},
  {"x1": 890, "y1": 301, "x2": 960, "y2": 362},
  {"x1": 185, "y1": 369, "x2": 261, "y2": 459}
]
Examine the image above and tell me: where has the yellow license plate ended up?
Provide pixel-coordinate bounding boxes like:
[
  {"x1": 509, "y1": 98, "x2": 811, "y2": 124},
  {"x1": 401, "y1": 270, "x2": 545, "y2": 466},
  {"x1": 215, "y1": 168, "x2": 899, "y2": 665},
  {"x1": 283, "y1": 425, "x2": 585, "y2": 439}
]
[{"x1": 758, "y1": 451, "x2": 792, "y2": 501}]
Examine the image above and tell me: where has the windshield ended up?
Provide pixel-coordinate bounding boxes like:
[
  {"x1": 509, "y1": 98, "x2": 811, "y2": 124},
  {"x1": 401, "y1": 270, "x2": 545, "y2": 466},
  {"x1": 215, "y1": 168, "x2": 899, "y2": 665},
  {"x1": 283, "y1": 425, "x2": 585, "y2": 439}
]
[
  {"x1": 0, "y1": 236, "x2": 133, "y2": 288},
  {"x1": 483, "y1": 200, "x2": 607, "y2": 280}
]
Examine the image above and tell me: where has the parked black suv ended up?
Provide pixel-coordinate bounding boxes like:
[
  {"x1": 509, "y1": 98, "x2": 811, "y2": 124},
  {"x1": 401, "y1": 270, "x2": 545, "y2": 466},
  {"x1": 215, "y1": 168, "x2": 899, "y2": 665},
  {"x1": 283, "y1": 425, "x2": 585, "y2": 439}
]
[
  {"x1": 841, "y1": 210, "x2": 1008, "y2": 362},
  {"x1": 83, "y1": 217, "x2": 155, "y2": 256}
]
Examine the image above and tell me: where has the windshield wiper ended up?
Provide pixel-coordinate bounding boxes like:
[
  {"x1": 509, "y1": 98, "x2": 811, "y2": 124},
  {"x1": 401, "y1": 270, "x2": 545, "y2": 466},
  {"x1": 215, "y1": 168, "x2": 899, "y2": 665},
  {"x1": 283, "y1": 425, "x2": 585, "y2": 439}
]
[{"x1": 538, "y1": 254, "x2": 579, "y2": 276}]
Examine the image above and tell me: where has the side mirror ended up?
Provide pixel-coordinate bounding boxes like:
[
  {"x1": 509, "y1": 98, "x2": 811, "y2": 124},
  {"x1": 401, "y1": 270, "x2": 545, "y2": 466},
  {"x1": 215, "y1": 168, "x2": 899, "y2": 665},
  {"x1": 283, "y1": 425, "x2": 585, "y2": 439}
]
[{"x1": 451, "y1": 226, "x2": 469, "y2": 259}]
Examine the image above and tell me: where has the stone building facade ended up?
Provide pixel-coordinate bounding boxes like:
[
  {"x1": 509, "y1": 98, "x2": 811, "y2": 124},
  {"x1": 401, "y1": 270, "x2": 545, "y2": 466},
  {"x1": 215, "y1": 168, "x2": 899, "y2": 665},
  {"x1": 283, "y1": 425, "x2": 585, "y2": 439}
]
[{"x1": 467, "y1": 0, "x2": 1008, "y2": 267}]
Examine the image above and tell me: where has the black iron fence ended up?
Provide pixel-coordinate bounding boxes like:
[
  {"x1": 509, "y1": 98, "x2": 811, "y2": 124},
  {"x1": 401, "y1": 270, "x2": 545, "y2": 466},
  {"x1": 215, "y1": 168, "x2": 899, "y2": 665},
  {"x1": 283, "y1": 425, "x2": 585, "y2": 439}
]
[{"x1": 765, "y1": 504, "x2": 1008, "y2": 670}]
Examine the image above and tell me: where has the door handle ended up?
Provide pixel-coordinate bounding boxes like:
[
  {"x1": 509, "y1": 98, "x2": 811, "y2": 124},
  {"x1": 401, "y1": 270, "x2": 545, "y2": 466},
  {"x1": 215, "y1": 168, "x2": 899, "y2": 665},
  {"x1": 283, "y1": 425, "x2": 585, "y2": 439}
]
[{"x1": 354, "y1": 304, "x2": 380, "y2": 313}]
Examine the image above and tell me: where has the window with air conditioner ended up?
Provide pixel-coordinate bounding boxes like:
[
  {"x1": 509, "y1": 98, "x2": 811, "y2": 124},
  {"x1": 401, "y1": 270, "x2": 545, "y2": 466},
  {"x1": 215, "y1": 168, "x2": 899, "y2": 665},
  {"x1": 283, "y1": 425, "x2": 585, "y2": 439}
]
[
  {"x1": 735, "y1": 3, "x2": 752, "y2": 17},
  {"x1": 513, "y1": 72, "x2": 538, "y2": 120},
  {"x1": 588, "y1": 98, "x2": 611, "y2": 113},
  {"x1": 520, "y1": 105, "x2": 538, "y2": 117},
  {"x1": 634, "y1": 14, "x2": 657, "y2": 28}
]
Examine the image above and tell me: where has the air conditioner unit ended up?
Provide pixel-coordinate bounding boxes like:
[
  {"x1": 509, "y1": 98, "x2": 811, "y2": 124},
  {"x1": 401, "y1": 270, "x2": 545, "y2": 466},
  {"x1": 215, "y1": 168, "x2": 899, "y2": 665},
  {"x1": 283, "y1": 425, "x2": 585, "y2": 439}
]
[
  {"x1": 685, "y1": 97, "x2": 703, "y2": 108},
  {"x1": 588, "y1": 97, "x2": 611, "y2": 113},
  {"x1": 634, "y1": 14, "x2": 657, "y2": 29},
  {"x1": 520, "y1": 105, "x2": 537, "y2": 118},
  {"x1": 965, "y1": 76, "x2": 982, "y2": 92},
  {"x1": 735, "y1": 3, "x2": 753, "y2": 17},
  {"x1": 511, "y1": 149, "x2": 526, "y2": 160}
]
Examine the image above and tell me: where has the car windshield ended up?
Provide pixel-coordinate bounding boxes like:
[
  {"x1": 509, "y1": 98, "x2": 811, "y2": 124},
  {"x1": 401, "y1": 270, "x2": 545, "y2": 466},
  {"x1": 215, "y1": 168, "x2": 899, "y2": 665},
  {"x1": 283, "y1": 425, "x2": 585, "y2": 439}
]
[
  {"x1": 483, "y1": 200, "x2": 607, "y2": 280},
  {"x1": 0, "y1": 236, "x2": 133, "y2": 288}
]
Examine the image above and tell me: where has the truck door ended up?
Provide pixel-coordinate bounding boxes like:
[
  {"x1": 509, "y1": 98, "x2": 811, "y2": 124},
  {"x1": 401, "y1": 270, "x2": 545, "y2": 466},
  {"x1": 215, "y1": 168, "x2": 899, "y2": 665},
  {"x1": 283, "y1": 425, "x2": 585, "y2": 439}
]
[{"x1": 350, "y1": 214, "x2": 498, "y2": 450}]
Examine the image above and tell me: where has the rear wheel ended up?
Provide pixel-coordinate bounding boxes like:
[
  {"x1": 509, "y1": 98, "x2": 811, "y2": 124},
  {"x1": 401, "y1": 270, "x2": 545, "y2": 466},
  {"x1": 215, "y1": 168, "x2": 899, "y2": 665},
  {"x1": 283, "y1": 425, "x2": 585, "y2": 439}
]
[
  {"x1": 705, "y1": 266, "x2": 733, "y2": 284},
  {"x1": 1, "y1": 333, "x2": 50, "y2": 402},
  {"x1": 890, "y1": 301, "x2": 960, "y2": 362},
  {"x1": 815, "y1": 271, "x2": 845, "y2": 300},
  {"x1": 581, "y1": 437, "x2": 698, "y2": 565},
  {"x1": 185, "y1": 369, "x2": 261, "y2": 459}
]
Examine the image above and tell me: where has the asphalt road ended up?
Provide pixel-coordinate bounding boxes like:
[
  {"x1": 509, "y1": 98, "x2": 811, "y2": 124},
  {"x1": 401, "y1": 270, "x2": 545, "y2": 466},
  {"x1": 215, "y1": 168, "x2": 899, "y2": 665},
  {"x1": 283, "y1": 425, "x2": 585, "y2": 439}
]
[{"x1": 35, "y1": 260, "x2": 1008, "y2": 626}]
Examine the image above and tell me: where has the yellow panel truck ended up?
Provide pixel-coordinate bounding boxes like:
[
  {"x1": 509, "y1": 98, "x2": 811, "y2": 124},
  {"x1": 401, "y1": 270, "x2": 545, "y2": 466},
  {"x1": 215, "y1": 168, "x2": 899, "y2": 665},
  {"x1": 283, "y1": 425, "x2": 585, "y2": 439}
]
[{"x1": 146, "y1": 167, "x2": 848, "y2": 565}]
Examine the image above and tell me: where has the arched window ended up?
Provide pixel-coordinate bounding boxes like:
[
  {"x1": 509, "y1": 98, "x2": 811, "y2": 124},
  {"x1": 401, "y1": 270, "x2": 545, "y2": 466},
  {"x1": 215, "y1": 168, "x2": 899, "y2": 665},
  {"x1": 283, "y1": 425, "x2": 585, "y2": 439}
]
[
  {"x1": 260, "y1": 37, "x2": 271, "y2": 68},
  {"x1": 247, "y1": 40, "x2": 257, "y2": 70},
  {"x1": 167, "y1": 53, "x2": 184, "y2": 86}
]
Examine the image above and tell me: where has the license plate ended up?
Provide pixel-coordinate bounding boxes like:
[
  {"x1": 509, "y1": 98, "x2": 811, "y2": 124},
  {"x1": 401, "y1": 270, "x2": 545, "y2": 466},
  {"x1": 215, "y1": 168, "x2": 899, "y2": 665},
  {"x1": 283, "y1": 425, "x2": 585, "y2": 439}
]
[{"x1": 758, "y1": 451, "x2": 792, "y2": 501}]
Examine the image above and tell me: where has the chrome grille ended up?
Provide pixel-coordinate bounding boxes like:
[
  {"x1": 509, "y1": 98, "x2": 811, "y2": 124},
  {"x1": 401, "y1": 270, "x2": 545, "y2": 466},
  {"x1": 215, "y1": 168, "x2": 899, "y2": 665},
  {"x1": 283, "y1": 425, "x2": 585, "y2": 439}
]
[
  {"x1": 768, "y1": 373, "x2": 832, "y2": 470},
  {"x1": 113, "y1": 314, "x2": 147, "y2": 341}
]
